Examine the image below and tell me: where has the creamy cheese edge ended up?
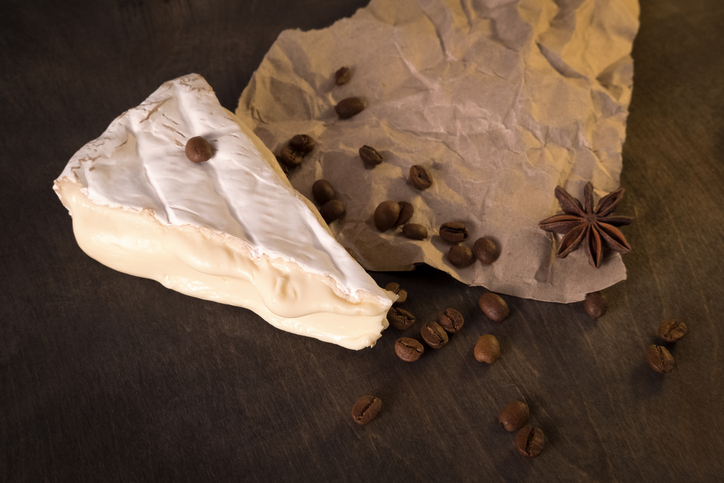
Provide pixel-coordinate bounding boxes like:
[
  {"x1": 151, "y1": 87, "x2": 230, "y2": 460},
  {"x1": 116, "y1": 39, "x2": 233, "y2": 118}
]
[
  {"x1": 53, "y1": 74, "x2": 393, "y2": 349},
  {"x1": 55, "y1": 180, "x2": 388, "y2": 350}
]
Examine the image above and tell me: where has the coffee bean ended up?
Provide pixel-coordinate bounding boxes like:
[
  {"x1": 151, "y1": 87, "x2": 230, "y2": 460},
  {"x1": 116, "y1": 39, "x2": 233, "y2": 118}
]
[
  {"x1": 395, "y1": 337, "x2": 424, "y2": 362},
  {"x1": 439, "y1": 222, "x2": 469, "y2": 244},
  {"x1": 359, "y1": 145, "x2": 383, "y2": 166},
  {"x1": 402, "y1": 224, "x2": 428, "y2": 240},
  {"x1": 646, "y1": 344, "x2": 675, "y2": 374},
  {"x1": 474, "y1": 334, "x2": 500, "y2": 364},
  {"x1": 351, "y1": 395, "x2": 381, "y2": 425},
  {"x1": 335, "y1": 66, "x2": 351, "y2": 85},
  {"x1": 387, "y1": 307, "x2": 416, "y2": 330},
  {"x1": 409, "y1": 165, "x2": 433, "y2": 190},
  {"x1": 473, "y1": 237, "x2": 500, "y2": 264},
  {"x1": 479, "y1": 292, "x2": 509, "y2": 322},
  {"x1": 584, "y1": 292, "x2": 607, "y2": 318},
  {"x1": 658, "y1": 319, "x2": 687, "y2": 343},
  {"x1": 385, "y1": 282, "x2": 408, "y2": 305},
  {"x1": 185, "y1": 136, "x2": 213, "y2": 163},
  {"x1": 320, "y1": 200, "x2": 345, "y2": 223},
  {"x1": 498, "y1": 400, "x2": 529, "y2": 431},
  {"x1": 421, "y1": 321, "x2": 449, "y2": 349},
  {"x1": 312, "y1": 179, "x2": 336, "y2": 205},
  {"x1": 516, "y1": 426, "x2": 544, "y2": 458},
  {"x1": 275, "y1": 156, "x2": 290, "y2": 175},
  {"x1": 374, "y1": 201, "x2": 401, "y2": 231},
  {"x1": 279, "y1": 144, "x2": 303, "y2": 168},
  {"x1": 335, "y1": 97, "x2": 366, "y2": 119},
  {"x1": 437, "y1": 308, "x2": 464, "y2": 333},
  {"x1": 448, "y1": 245, "x2": 475, "y2": 268},
  {"x1": 395, "y1": 202, "x2": 414, "y2": 226},
  {"x1": 289, "y1": 134, "x2": 315, "y2": 155}
]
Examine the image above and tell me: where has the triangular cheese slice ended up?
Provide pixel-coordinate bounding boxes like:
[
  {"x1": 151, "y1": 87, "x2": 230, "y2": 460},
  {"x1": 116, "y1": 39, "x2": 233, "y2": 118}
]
[{"x1": 53, "y1": 74, "x2": 393, "y2": 350}]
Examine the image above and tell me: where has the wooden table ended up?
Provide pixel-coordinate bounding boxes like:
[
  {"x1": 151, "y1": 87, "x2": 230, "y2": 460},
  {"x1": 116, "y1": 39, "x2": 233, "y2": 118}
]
[{"x1": 2, "y1": 0, "x2": 722, "y2": 481}]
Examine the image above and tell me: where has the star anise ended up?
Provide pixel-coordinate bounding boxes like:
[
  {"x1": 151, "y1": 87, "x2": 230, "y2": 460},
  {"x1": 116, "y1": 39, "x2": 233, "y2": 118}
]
[{"x1": 538, "y1": 182, "x2": 635, "y2": 268}]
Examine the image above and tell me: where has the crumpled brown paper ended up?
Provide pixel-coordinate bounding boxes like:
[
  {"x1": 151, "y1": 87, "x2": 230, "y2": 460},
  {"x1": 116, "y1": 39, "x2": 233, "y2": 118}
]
[{"x1": 236, "y1": 0, "x2": 640, "y2": 303}]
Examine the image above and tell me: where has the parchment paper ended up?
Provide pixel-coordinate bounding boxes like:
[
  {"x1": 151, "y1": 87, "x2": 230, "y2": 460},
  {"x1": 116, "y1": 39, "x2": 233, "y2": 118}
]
[{"x1": 236, "y1": 0, "x2": 640, "y2": 303}]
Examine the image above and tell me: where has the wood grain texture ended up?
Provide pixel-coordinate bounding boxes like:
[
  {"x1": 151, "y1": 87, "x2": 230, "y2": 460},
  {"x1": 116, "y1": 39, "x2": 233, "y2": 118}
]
[{"x1": 1, "y1": 0, "x2": 723, "y2": 481}]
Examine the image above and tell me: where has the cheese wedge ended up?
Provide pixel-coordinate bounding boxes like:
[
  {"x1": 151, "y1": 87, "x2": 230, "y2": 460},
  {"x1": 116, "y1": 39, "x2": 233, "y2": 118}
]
[{"x1": 53, "y1": 74, "x2": 393, "y2": 350}]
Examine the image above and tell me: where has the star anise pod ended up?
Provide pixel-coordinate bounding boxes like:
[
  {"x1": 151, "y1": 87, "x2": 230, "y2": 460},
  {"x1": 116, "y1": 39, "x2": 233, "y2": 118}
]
[{"x1": 538, "y1": 182, "x2": 635, "y2": 268}]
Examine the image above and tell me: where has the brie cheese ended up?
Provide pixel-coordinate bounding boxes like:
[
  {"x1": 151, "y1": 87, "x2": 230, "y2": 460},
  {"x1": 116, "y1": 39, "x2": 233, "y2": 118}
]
[{"x1": 53, "y1": 74, "x2": 393, "y2": 350}]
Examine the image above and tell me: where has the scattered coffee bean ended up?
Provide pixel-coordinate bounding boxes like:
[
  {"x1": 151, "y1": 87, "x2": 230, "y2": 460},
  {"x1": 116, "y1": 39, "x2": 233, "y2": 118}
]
[
  {"x1": 479, "y1": 292, "x2": 509, "y2": 322},
  {"x1": 312, "y1": 179, "x2": 336, "y2": 205},
  {"x1": 421, "y1": 321, "x2": 449, "y2": 349},
  {"x1": 387, "y1": 307, "x2": 416, "y2": 330},
  {"x1": 584, "y1": 292, "x2": 607, "y2": 318},
  {"x1": 498, "y1": 400, "x2": 529, "y2": 431},
  {"x1": 516, "y1": 426, "x2": 545, "y2": 458},
  {"x1": 278, "y1": 144, "x2": 303, "y2": 168},
  {"x1": 351, "y1": 395, "x2": 382, "y2": 425},
  {"x1": 374, "y1": 201, "x2": 401, "y2": 231},
  {"x1": 402, "y1": 224, "x2": 428, "y2": 240},
  {"x1": 439, "y1": 222, "x2": 469, "y2": 244},
  {"x1": 474, "y1": 334, "x2": 500, "y2": 364},
  {"x1": 646, "y1": 345, "x2": 675, "y2": 374},
  {"x1": 395, "y1": 337, "x2": 424, "y2": 362},
  {"x1": 289, "y1": 134, "x2": 315, "y2": 155},
  {"x1": 437, "y1": 308, "x2": 464, "y2": 333},
  {"x1": 448, "y1": 245, "x2": 475, "y2": 268},
  {"x1": 185, "y1": 136, "x2": 213, "y2": 163},
  {"x1": 658, "y1": 319, "x2": 687, "y2": 343},
  {"x1": 473, "y1": 237, "x2": 500, "y2": 265},
  {"x1": 395, "y1": 202, "x2": 414, "y2": 226},
  {"x1": 275, "y1": 155, "x2": 289, "y2": 172},
  {"x1": 385, "y1": 282, "x2": 408, "y2": 305},
  {"x1": 335, "y1": 97, "x2": 366, "y2": 119},
  {"x1": 409, "y1": 165, "x2": 433, "y2": 190},
  {"x1": 320, "y1": 200, "x2": 345, "y2": 223},
  {"x1": 335, "y1": 66, "x2": 351, "y2": 85},
  {"x1": 359, "y1": 145, "x2": 383, "y2": 166}
]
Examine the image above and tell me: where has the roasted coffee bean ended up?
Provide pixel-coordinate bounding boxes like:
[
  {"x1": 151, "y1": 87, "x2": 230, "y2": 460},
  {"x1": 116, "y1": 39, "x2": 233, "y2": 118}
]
[
  {"x1": 658, "y1": 319, "x2": 687, "y2": 343},
  {"x1": 437, "y1": 308, "x2": 464, "y2": 333},
  {"x1": 448, "y1": 245, "x2": 475, "y2": 268},
  {"x1": 312, "y1": 179, "x2": 336, "y2": 205},
  {"x1": 516, "y1": 426, "x2": 545, "y2": 458},
  {"x1": 351, "y1": 395, "x2": 381, "y2": 425},
  {"x1": 395, "y1": 202, "x2": 414, "y2": 226},
  {"x1": 409, "y1": 165, "x2": 433, "y2": 190},
  {"x1": 335, "y1": 97, "x2": 366, "y2": 119},
  {"x1": 474, "y1": 334, "x2": 500, "y2": 364},
  {"x1": 278, "y1": 144, "x2": 303, "y2": 168},
  {"x1": 387, "y1": 307, "x2": 416, "y2": 330},
  {"x1": 359, "y1": 145, "x2": 383, "y2": 166},
  {"x1": 395, "y1": 337, "x2": 424, "y2": 362},
  {"x1": 320, "y1": 200, "x2": 345, "y2": 223},
  {"x1": 374, "y1": 201, "x2": 401, "y2": 231},
  {"x1": 185, "y1": 136, "x2": 213, "y2": 163},
  {"x1": 584, "y1": 292, "x2": 607, "y2": 318},
  {"x1": 402, "y1": 224, "x2": 428, "y2": 240},
  {"x1": 421, "y1": 321, "x2": 449, "y2": 349},
  {"x1": 498, "y1": 400, "x2": 529, "y2": 431},
  {"x1": 479, "y1": 292, "x2": 509, "y2": 322},
  {"x1": 473, "y1": 237, "x2": 500, "y2": 264},
  {"x1": 289, "y1": 134, "x2": 315, "y2": 155},
  {"x1": 385, "y1": 282, "x2": 408, "y2": 305},
  {"x1": 439, "y1": 222, "x2": 469, "y2": 244},
  {"x1": 335, "y1": 66, "x2": 351, "y2": 85},
  {"x1": 646, "y1": 345, "x2": 675, "y2": 374}
]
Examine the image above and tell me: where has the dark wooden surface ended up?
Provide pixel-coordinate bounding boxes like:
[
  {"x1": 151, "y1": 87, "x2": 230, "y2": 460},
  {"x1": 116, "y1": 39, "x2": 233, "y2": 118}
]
[{"x1": 2, "y1": 0, "x2": 723, "y2": 481}]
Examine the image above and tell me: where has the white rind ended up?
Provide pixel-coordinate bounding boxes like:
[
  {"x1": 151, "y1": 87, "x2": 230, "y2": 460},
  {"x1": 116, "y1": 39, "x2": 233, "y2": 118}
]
[{"x1": 53, "y1": 74, "x2": 393, "y2": 350}]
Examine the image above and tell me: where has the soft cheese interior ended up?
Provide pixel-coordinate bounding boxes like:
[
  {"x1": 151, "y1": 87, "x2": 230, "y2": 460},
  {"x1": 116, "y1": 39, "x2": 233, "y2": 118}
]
[{"x1": 54, "y1": 74, "x2": 393, "y2": 350}]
